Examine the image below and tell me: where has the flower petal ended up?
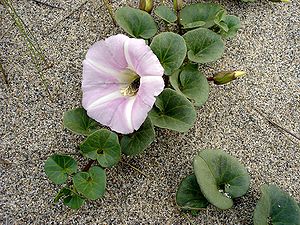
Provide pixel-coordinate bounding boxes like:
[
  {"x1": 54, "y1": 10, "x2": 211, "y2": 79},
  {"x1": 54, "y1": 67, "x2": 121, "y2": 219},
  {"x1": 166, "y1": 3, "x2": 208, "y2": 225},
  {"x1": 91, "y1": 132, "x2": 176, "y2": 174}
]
[
  {"x1": 131, "y1": 76, "x2": 164, "y2": 130},
  {"x1": 85, "y1": 34, "x2": 129, "y2": 80},
  {"x1": 124, "y1": 38, "x2": 164, "y2": 76}
]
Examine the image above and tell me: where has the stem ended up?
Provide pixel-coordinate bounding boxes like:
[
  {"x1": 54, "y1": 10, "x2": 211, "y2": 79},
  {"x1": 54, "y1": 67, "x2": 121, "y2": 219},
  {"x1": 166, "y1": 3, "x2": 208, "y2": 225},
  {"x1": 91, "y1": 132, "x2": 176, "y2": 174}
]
[
  {"x1": 82, "y1": 159, "x2": 96, "y2": 172},
  {"x1": 176, "y1": 10, "x2": 182, "y2": 35},
  {"x1": 120, "y1": 161, "x2": 149, "y2": 178},
  {"x1": 103, "y1": 0, "x2": 116, "y2": 26}
]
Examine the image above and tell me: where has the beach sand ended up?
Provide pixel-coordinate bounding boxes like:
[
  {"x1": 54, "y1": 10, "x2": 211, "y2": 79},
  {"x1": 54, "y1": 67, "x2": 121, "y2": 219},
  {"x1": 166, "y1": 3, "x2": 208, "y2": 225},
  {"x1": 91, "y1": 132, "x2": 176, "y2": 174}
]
[{"x1": 0, "y1": 0, "x2": 299, "y2": 224}]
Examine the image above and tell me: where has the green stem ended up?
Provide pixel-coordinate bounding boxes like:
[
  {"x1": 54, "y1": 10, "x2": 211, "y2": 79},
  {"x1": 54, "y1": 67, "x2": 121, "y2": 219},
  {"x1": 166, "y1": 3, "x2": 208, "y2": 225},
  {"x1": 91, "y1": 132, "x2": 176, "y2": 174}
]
[
  {"x1": 103, "y1": 0, "x2": 116, "y2": 26},
  {"x1": 176, "y1": 10, "x2": 182, "y2": 35}
]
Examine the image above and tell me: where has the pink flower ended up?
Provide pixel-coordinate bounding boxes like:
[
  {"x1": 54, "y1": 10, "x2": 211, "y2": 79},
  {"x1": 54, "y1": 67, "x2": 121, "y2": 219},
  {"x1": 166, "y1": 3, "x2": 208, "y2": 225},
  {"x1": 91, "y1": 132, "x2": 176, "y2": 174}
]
[{"x1": 82, "y1": 34, "x2": 164, "y2": 134}]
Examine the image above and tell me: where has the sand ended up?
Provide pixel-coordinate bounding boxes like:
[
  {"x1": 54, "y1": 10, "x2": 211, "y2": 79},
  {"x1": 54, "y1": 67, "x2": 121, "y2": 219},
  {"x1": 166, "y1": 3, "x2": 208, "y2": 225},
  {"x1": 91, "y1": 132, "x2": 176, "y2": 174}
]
[{"x1": 0, "y1": 0, "x2": 299, "y2": 224}]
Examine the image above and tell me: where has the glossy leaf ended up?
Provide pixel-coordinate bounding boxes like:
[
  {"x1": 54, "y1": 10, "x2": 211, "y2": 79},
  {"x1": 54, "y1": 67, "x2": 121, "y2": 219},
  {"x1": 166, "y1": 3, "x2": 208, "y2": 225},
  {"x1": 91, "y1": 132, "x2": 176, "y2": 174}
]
[
  {"x1": 154, "y1": 5, "x2": 177, "y2": 24},
  {"x1": 149, "y1": 88, "x2": 196, "y2": 132},
  {"x1": 45, "y1": 155, "x2": 77, "y2": 184},
  {"x1": 183, "y1": 28, "x2": 225, "y2": 63},
  {"x1": 193, "y1": 149, "x2": 250, "y2": 210},
  {"x1": 220, "y1": 15, "x2": 241, "y2": 39},
  {"x1": 54, "y1": 187, "x2": 71, "y2": 203},
  {"x1": 121, "y1": 118, "x2": 155, "y2": 156},
  {"x1": 63, "y1": 107, "x2": 98, "y2": 136},
  {"x1": 253, "y1": 184, "x2": 300, "y2": 225},
  {"x1": 176, "y1": 174, "x2": 209, "y2": 210},
  {"x1": 73, "y1": 166, "x2": 106, "y2": 200},
  {"x1": 115, "y1": 7, "x2": 157, "y2": 39},
  {"x1": 150, "y1": 32, "x2": 187, "y2": 75},
  {"x1": 180, "y1": 3, "x2": 223, "y2": 29},
  {"x1": 63, "y1": 193, "x2": 85, "y2": 210},
  {"x1": 170, "y1": 64, "x2": 209, "y2": 107},
  {"x1": 80, "y1": 129, "x2": 121, "y2": 168}
]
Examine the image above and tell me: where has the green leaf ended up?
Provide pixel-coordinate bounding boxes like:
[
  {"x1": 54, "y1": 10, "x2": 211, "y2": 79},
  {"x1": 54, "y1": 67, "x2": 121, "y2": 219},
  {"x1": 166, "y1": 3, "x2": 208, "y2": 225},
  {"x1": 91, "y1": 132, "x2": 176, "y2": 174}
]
[
  {"x1": 63, "y1": 107, "x2": 98, "y2": 136},
  {"x1": 115, "y1": 7, "x2": 157, "y2": 39},
  {"x1": 220, "y1": 15, "x2": 241, "y2": 39},
  {"x1": 73, "y1": 166, "x2": 106, "y2": 200},
  {"x1": 176, "y1": 174, "x2": 209, "y2": 210},
  {"x1": 121, "y1": 118, "x2": 155, "y2": 156},
  {"x1": 54, "y1": 187, "x2": 71, "y2": 203},
  {"x1": 170, "y1": 64, "x2": 209, "y2": 107},
  {"x1": 45, "y1": 155, "x2": 77, "y2": 184},
  {"x1": 183, "y1": 28, "x2": 225, "y2": 63},
  {"x1": 180, "y1": 3, "x2": 223, "y2": 29},
  {"x1": 154, "y1": 5, "x2": 177, "y2": 24},
  {"x1": 80, "y1": 129, "x2": 121, "y2": 168},
  {"x1": 214, "y1": 10, "x2": 228, "y2": 32},
  {"x1": 63, "y1": 193, "x2": 85, "y2": 210},
  {"x1": 253, "y1": 184, "x2": 300, "y2": 225},
  {"x1": 150, "y1": 32, "x2": 187, "y2": 75},
  {"x1": 183, "y1": 21, "x2": 206, "y2": 29},
  {"x1": 149, "y1": 88, "x2": 197, "y2": 132},
  {"x1": 193, "y1": 149, "x2": 250, "y2": 210}
]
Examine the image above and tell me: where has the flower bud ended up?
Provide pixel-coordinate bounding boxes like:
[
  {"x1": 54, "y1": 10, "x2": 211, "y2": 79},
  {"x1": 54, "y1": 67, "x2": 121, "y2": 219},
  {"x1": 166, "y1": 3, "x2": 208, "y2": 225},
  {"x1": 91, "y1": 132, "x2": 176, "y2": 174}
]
[
  {"x1": 213, "y1": 71, "x2": 246, "y2": 85},
  {"x1": 269, "y1": 0, "x2": 289, "y2": 2},
  {"x1": 173, "y1": 0, "x2": 183, "y2": 11},
  {"x1": 139, "y1": 0, "x2": 153, "y2": 14}
]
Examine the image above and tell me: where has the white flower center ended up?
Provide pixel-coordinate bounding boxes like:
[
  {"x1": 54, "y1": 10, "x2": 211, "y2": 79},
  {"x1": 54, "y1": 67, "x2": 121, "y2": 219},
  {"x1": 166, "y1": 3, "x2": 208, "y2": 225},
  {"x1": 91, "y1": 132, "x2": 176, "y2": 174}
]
[{"x1": 120, "y1": 69, "x2": 140, "y2": 97}]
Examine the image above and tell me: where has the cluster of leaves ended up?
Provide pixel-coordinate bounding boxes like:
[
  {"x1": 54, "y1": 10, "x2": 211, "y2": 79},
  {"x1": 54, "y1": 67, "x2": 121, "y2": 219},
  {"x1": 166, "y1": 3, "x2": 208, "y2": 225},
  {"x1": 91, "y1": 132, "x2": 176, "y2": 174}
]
[
  {"x1": 45, "y1": 107, "x2": 155, "y2": 209},
  {"x1": 44, "y1": 1, "x2": 243, "y2": 210},
  {"x1": 115, "y1": 2, "x2": 241, "y2": 133},
  {"x1": 176, "y1": 150, "x2": 300, "y2": 224}
]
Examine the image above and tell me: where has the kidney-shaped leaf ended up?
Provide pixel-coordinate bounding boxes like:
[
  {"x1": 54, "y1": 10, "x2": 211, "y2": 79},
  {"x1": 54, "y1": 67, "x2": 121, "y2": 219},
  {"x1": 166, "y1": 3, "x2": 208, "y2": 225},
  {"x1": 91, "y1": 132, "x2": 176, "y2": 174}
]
[
  {"x1": 170, "y1": 64, "x2": 209, "y2": 107},
  {"x1": 180, "y1": 3, "x2": 223, "y2": 29},
  {"x1": 63, "y1": 193, "x2": 85, "y2": 210},
  {"x1": 253, "y1": 184, "x2": 300, "y2": 225},
  {"x1": 63, "y1": 108, "x2": 99, "y2": 136},
  {"x1": 150, "y1": 32, "x2": 187, "y2": 75},
  {"x1": 220, "y1": 15, "x2": 241, "y2": 39},
  {"x1": 193, "y1": 149, "x2": 250, "y2": 210},
  {"x1": 183, "y1": 28, "x2": 224, "y2": 64},
  {"x1": 45, "y1": 154, "x2": 77, "y2": 184},
  {"x1": 176, "y1": 174, "x2": 209, "y2": 210},
  {"x1": 154, "y1": 5, "x2": 177, "y2": 24},
  {"x1": 149, "y1": 88, "x2": 196, "y2": 132},
  {"x1": 121, "y1": 117, "x2": 155, "y2": 156},
  {"x1": 115, "y1": 7, "x2": 157, "y2": 39},
  {"x1": 80, "y1": 129, "x2": 121, "y2": 168},
  {"x1": 73, "y1": 166, "x2": 106, "y2": 200}
]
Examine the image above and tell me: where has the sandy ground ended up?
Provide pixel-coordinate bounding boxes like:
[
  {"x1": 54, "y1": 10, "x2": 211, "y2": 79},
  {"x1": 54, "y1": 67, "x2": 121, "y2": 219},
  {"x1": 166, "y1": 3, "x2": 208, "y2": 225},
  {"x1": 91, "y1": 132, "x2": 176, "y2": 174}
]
[{"x1": 0, "y1": 0, "x2": 299, "y2": 224}]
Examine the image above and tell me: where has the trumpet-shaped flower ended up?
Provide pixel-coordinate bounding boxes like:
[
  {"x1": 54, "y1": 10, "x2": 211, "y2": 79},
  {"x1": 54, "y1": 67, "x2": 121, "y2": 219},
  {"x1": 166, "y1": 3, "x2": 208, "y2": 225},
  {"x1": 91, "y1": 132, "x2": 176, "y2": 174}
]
[{"x1": 82, "y1": 34, "x2": 164, "y2": 134}]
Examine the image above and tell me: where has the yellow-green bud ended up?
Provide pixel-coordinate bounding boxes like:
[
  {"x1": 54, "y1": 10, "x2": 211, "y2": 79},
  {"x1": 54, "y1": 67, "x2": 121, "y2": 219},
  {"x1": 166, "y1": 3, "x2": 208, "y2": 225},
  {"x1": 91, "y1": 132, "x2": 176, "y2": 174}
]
[
  {"x1": 269, "y1": 0, "x2": 289, "y2": 2},
  {"x1": 173, "y1": 0, "x2": 183, "y2": 11},
  {"x1": 139, "y1": 0, "x2": 153, "y2": 14},
  {"x1": 213, "y1": 71, "x2": 246, "y2": 85}
]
